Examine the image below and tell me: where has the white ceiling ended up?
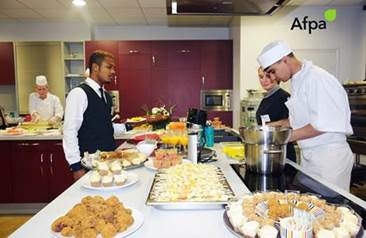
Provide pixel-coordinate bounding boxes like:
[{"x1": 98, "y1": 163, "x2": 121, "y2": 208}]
[{"x1": 0, "y1": 0, "x2": 364, "y2": 26}]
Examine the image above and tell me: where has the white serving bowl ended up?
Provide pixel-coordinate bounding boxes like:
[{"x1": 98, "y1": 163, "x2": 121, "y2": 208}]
[{"x1": 136, "y1": 141, "x2": 157, "y2": 157}]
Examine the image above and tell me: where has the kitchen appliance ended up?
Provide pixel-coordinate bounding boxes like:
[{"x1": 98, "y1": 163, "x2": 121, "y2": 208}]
[
  {"x1": 200, "y1": 90, "x2": 232, "y2": 111},
  {"x1": 230, "y1": 163, "x2": 366, "y2": 227},
  {"x1": 166, "y1": 0, "x2": 291, "y2": 16},
  {"x1": 343, "y1": 82, "x2": 366, "y2": 186},
  {"x1": 240, "y1": 89, "x2": 265, "y2": 127},
  {"x1": 187, "y1": 108, "x2": 207, "y2": 127},
  {"x1": 239, "y1": 126, "x2": 292, "y2": 174}
]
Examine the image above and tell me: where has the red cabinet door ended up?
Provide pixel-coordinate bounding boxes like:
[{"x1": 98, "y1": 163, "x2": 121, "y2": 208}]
[
  {"x1": 46, "y1": 141, "x2": 74, "y2": 200},
  {"x1": 12, "y1": 142, "x2": 48, "y2": 203},
  {"x1": 150, "y1": 41, "x2": 201, "y2": 118},
  {"x1": 0, "y1": 42, "x2": 15, "y2": 85},
  {"x1": 85, "y1": 41, "x2": 119, "y2": 90},
  {"x1": 201, "y1": 40, "x2": 233, "y2": 89},
  {"x1": 0, "y1": 142, "x2": 13, "y2": 202},
  {"x1": 118, "y1": 41, "x2": 152, "y2": 118}
]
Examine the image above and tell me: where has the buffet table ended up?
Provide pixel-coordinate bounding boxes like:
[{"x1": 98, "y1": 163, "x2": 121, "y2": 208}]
[
  {"x1": 9, "y1": 146, "x2": 366, "y2": 238},
  {"x1": 9, "y1": 147, "x2": 250, "y2": 238}
]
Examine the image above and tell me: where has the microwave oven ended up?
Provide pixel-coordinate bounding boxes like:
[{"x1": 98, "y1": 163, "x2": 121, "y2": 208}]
[{"x1": 200, "y1": 90, "x2": 232, "y2": 111}]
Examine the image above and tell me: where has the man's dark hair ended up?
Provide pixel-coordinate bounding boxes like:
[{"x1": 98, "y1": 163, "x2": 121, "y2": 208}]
[
  {"x1": 88, "y1": 50, "x2": 114, "y2": 72},
  {"x1": 287, "y1": 52, "x2": 294, "y2": 58}
]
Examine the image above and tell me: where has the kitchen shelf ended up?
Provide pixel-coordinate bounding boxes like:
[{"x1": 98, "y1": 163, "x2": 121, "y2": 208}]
[{"x1": 63, "y1": 41, "x2": 85, "y2": 92}]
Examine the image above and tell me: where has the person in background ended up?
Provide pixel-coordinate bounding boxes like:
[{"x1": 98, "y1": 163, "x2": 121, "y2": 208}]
[
  {"x1": 63, "y1": 50, "x2": 127, "y2": 180},
  {"x1": 255, "y1": 67, "x2": 297, "y2": 163},
  {"x1": 257, "y1": 40, "x2": 353, "y2": 191},
  {"x1": 28, "y1": 75, "x2": 63, "y2": 126}
]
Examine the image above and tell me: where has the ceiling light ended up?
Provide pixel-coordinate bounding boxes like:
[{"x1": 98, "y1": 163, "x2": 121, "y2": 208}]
[{"x1": 72, "y1": 0, "x2": 86, "y2": 7}]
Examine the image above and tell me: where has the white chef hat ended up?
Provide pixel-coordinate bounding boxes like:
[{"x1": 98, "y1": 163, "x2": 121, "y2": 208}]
[
  {"x1": 35, "y1": 75, "x2": 48, "y2": 86},
  {"x1": 257, "y1": 40, "x2": 293, "y2": 69}
]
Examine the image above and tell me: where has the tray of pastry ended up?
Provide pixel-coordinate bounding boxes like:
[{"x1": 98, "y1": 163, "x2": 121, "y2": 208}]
[
  {"x1": 81, "y1": 149, "x2": 147, "y2": 170},
  {"x1": 146, "y1": 163, "x2": 235, "y2": 209}
]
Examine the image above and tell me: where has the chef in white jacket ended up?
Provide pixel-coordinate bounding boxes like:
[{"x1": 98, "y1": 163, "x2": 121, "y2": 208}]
[
  {"x1": 257, "y1": 40, "x2": 354, "y2": 191},
  {"x1": 29, "y1": 75, "x2": 63, "y2": 125}
]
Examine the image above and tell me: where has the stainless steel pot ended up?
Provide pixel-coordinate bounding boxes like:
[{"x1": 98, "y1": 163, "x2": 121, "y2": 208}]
[
  {"x1": 239, "y1": 126, "x2": 292, "y2": 145},
  {"x1": 239, "y1": 126, "x2": 292, "y2": 174},
  {"x1": 245, "y1": 144, "x2": 287, "y2": 174}
]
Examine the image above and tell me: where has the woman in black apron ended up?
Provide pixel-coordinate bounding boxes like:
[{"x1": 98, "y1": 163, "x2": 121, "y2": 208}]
[{"x1": 255, "y1": 67, "x2": 297, "y2": 163}]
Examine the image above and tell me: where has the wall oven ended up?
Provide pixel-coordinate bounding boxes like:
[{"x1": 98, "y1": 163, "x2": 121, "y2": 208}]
[{"x1": 200, "y1": 90, "x2": 232, "y2": 111}]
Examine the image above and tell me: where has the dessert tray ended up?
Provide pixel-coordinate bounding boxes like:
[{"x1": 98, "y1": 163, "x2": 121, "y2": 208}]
[
  {"x1": 81, "y1": 172, "x2": 138, "y2": 191},
  {"x1": 146, "y1": 163, "x2": 235, "y2": 209},
  {"x1": 81, "y1": 149, "x2": 147, "y2": 170},
  {"x1": 144, "y1": 158, "x2": 191, "y2": 171},
  {"x1": 224, "y1": 191, "x2": 364, "y2": 238}
]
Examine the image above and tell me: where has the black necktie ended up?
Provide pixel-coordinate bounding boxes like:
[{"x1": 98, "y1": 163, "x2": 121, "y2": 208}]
[{"x1": 99, "y1": 87, "x2": 106, "y2": 103}]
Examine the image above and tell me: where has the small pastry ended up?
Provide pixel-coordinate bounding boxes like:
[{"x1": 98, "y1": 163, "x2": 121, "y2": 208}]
[
  {"x1": 101, "y1": 173, "x2": 113, "y2": 187},
  {"x1": 332, "y1": 227, "x2": 350, "y2": 238},
  {"x1": 122, "y1": 160, "x2": 131, "y2": 167},
  {"x1": 316, "y1": 228, "x2": 336, "y2": 238},
  {"x1": 114, "y1": 173, "x2": 128, "y2": 186},
  {"x1": 239, "y1": 221, "x2": 259, "y2": 238},
  {"x1": 109, "y1": 160, "x2": 122, "y2": 174},
  {"x1": 89, "y1": 171, "x2": 101, "y2": 187},
  {"x1": 258, "y1": 225, "x2": 278, "y2": 238},
  {"x1": 97, "y1": 162, "x2": 109, "y2": 176}
]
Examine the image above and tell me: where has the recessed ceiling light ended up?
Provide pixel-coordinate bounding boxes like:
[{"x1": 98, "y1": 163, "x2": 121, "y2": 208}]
[{"x1": 72, "y1": 0, "x2": 86, "y2": 7}]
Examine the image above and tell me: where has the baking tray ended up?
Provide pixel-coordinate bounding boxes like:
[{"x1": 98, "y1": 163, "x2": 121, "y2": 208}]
[{"x1": 146, "y1": 166, "x2": 235, "y2": 210}]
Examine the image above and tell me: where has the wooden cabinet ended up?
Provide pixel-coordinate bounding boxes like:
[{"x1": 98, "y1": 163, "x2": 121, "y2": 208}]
[
  {"x1": 118, "y1": 41, "x2": 152, "y2": 118},
  {"x1": 0, "y1": 42, "x2": 15, "y2": 85},
  {"x1": 201, "y1": 40, "x2": 233, "y2": 90},
  {"x1": 83, "y1": 40, "x2": 233, "y2": 120},
  {"x1": 11, "y1": 140, "x2": 73, "y2": 203},
  {"x1": 0, "y1": 142, "x2": 13, "y2": 202},
  {"x1": 12, "y1": 141, "x2": 49, "y2": 202},
  {"x1": 85, "y1": 41, "x2": 119, "y2": 90},
  {"x1": 46, "y1": 141, "x2": 74, "y2": 200}
]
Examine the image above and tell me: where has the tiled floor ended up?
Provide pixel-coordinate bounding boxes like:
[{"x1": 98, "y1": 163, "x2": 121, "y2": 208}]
[{"x1": 0, "y1": 215, "x2": 32, "y2": 238}]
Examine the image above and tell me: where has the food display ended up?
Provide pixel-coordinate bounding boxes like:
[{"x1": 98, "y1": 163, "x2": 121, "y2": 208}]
[
  {"x1": 132, "y1": 123, "x2": 152, "y2": 132},
  {"x1": 126, "y1": 116, "x2": 146, "y2": 123},
  {"x1": 146, "y1": 163, "x2": 235, "y2": 209},
  {"x1": 152, "y1": 148, "x2": 182, "y2": 169},
  {"x1": 0, "y1": 127, "x2": 26, "y2": 135},
  {"x1": 222, "y1": 142, "x2": 245, "y2": 161},
  {"x1": 51, "y1": 196, "x2": 134, "y2": 238},
  {"x1": 81, "y1": 149, "x2": 147, "y2": 170},
  {"x1": 225, "y1": 192, "x2": 362, "y2": 238}
]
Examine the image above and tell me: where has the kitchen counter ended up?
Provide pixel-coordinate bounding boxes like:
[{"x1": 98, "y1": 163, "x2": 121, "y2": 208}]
[
  {"x1": 9, "y1": 146, "x2": 366, "y2": 238},
  {"x1": 0, "y1": 130, "x2": 141, "y2": 141}
]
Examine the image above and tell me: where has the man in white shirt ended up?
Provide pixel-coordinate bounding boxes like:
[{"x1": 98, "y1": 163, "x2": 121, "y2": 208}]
[
  {"x1": 29, "y1": 75, "x2": 63, "y2": 125},
  {"x1": 257, "y1": 40, "x2": 354, "y2": 191},
  {"x1": 63, "y1": 50, "x2": 126, "y2": 180}
]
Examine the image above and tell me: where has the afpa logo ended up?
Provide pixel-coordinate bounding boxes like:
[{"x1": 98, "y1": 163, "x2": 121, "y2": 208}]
[{"x1": 290, "y1": 9, "x2": 337, "y2": 34}]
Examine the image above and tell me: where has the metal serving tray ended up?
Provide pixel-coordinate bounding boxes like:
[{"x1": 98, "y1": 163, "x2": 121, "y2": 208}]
[{"x1": 146, "y1": 167, "x2": 235, "y2": 210}]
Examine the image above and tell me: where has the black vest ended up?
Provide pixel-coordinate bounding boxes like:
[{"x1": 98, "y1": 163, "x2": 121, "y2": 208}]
[{"x1": 78, "y1": 83, "x2": 115, "y2": 155}]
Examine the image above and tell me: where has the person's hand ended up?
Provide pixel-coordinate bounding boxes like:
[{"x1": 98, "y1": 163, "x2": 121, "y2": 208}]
[
  {"x1": 31, "y1": 112, "x2": 41, "y2": 123},
  {"x1": 73, "y1": 169, "x2": 86, "y2": 181},
  {"x1": 48, "y1": 116, "x2": 60, "y2": 126}
]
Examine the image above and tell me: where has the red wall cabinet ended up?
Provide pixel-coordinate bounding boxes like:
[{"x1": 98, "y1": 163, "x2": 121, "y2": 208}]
[
  {"x1": 0, "y1": 142, "x2": 13, "y2": 202},
  {"x1": 85, "y1": 41, "x2": 119, "y2": 90},
  {"x1": 0, "y1": 42, "x2": 15, "y2": 85},
  {"x1": 11, "y1": 141, "x2": 73, "y2": 203},
  {"x1": 85, "y1": 40, "x2": 233, "y2": 123},
  {"x1": 118, "y1": 41, "x2": 152, "y2": 118},
  {"x1": 200, "y1": 40, "x2": 233, "y2": 90}
]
